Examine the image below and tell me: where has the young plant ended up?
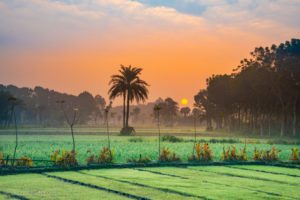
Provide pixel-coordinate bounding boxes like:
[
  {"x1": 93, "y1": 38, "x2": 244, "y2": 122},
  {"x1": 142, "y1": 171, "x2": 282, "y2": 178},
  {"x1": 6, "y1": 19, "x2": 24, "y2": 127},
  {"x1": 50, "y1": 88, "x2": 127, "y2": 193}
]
[
  {"x1": 253, "y1": 146, "x2": 280, "y2": 162},
  {"x1": 50, "y1": 150, "x2": 78, "y2": 167},
  {"x1": 221, "y1": 145, "x2": 248, "y2": 161},
  {"x1": 159, "y1": 148, "x2": 181, "y2": 162},
  {"x1": 98, "y1": 147, "x2": 114, "y2": 164},
  {"x1": 189, "y1": 143, "x2": 213, "y2": 162},
  {"x1": 290, "y1": 148, "x2": 299, "y2": 161},
  {"x1": 16, "y1": 156, "x2": 33, "y2": 167},
  {"x1": 86, "y1": 147, "x2": 114, "y2": 165},
  {"x1": 128, "y1": 154, "x2": 151, "y2": 164}
]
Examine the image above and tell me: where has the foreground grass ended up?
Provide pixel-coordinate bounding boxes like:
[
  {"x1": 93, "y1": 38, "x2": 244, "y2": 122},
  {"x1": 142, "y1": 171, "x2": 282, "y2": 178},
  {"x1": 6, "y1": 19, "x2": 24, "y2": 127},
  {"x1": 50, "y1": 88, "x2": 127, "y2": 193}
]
[
  {"x1": 0, "y1": 165, "x2": 299, "y2": 199},
  {"x1": 0, "y1": 133, "x2": 299, "y2": 165}
]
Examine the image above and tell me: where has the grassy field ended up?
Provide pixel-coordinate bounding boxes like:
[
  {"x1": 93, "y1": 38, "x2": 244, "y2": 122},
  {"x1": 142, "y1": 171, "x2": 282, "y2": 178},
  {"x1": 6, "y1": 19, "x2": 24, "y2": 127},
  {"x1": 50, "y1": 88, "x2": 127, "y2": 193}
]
[
  {"x1": 1, "y1": 165, "x2": 300, "y2": 199},
  {"x1": 0, "y1": 127, "x2": 299, "y2": 165}
]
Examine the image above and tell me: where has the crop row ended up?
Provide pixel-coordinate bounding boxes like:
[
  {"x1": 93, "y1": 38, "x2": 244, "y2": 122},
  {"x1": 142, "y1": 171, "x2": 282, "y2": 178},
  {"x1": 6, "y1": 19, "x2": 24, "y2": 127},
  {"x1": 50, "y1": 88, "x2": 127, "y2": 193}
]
[{"x1": 0, "y1": 143, "x2": 299, "y2": 168}]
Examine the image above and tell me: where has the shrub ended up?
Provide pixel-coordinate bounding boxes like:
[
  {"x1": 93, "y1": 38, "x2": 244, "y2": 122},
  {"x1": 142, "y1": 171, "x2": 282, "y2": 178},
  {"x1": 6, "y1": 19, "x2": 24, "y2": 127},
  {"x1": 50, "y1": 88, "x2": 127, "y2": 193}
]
[
  {"x1": 120, "y1": 127, "x2": 135, "y2": 136},
  {"x1": 86, "y1": 154, "x2": 96, "y2": 165},
  {"x1": 128, "y1": 154, "x2": 151, "y2": 164},
  {"x1": 221, "y1": 146, "x2": 248, "y2": 161},
  {"x1": 253, "y1": 146, "x2": 280, "y2": 162},
  {"x1": 209, "y1": 138, "x2": 239, "y2": 144},
  {"x1": 161, "y1": 135, "x2": 183, "y2": 143},
  {"x1": 16, "y1": 156, "x2": 33, "y2": 167},
  {"x1": 50, "y1": 150, "x2": 78, "y2": 167},
  {"x1": 188, "y1": 143, "x2": 213, "y2": 162},
  {"x1": 290, "y1": 148, "x2": 299, "y2": 161},
  {"x1": 98, "y1": 147, "x2": 113, "y2": 164},
  {"x1": 86, "y1": 147, "x2": 114, "y2": 165},
  {"x1": 159, "y1": 148, "x2": 181, "y2": 162},
  {"x1": 128, "y1": 138, "x2": 143, "y2": 143}
]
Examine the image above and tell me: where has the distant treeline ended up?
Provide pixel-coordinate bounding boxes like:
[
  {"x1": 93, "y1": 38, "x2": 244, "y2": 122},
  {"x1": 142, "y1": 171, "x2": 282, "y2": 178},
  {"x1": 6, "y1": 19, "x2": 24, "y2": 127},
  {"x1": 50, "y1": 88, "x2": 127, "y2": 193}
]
[
  {"x1": 0, "y1": 85, "x2": 201, "y2": 128},
  {"x1": 0, "y1": 85, "x2": 106, "y2": 127},
  {"x1": 194, "y1": 38, "x2": 300, "y2": 137}
]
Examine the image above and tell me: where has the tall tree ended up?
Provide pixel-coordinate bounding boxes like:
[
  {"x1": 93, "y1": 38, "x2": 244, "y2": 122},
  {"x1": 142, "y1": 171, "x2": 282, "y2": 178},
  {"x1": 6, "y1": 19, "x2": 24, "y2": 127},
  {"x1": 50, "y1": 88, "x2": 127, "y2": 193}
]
[
  {"x1": 180, "y1": 107, "x2": 191, "y2": 118},
  {"x1": 108, "y1": 65, "x2": 149, "y2": 134}
]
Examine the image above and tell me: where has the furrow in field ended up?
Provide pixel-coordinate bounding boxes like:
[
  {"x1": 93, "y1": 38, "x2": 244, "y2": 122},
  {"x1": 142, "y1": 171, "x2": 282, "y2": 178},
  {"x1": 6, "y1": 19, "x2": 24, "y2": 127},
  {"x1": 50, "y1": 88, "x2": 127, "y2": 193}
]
[
  {"x1": 143, "y1": 167, "x2": 299, "y2": 200},
  {"x1": 96, "y1": 168, "x2": 286, "y2": 200},
  {"x1": 133, "y1": 168, "x2": 189, "y2": 179},
  {"x1": 0, "y1": 191, "x2": 30, "y2": 200},
  {"x1": 227, "y1": 165, "x2": 300, "y2": 176},
  {"x1": 225, "y1": 166, "x2": 300, "y2": 177},
  {"x1": 139, "y1": 168, "x2": 295, "y2": 200},
  {"x1": 41, "y1": 173, "x2": 149, "y2": 200},
  {"x1": 78, "y1": 171, "x2": 204, "y2": 200},
  {"x1": 187, "y1": 167, "x2": 300, "y2": 186},
  {"x1": 0, "y1": 173, "x2": 127, "y2": 199}
]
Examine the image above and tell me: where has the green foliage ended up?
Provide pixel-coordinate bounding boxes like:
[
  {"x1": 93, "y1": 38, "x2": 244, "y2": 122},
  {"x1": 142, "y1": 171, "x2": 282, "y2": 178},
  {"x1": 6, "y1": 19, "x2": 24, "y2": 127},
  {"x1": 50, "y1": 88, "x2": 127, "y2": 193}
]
[
  {"x1": 208, "y1": 138, "x2": 239, "y2": 144},
  {"x1": 16, "y1": 156, "x2": 33, "y2": 167},
  {"x1": 162, "y1": 135, "x2": 183, "y2": 143},
  {"x1": 221, "y1": 146, "x2": 248, "y2": 161},
  {"x1": 1, "y1": 134, "x2": 298, "y2": 165},
  {"x1": 253, "y1": 146, "x2": 280, "y2": 162},
  {"x1": 128, "y1": 154, "x2": 151, "y2": 164},
  {"x1": 290, "y1": 148, "x2": 299, "y2": 161},
  {"x1": 189, "y1": 143, "x2": 213, "y2": 162},
  {"x1": 50, "y1": 150, "x2": 78, "y2": 167},
  {"x1": 86, "y1": 147, "x2": 114, "y2": 165},
  {"x1": 159, "y1": 148, "x2": 181, "y2": 162},
  {"x1": 128, "y1": 137, "x2": 143, "y2": 143}
]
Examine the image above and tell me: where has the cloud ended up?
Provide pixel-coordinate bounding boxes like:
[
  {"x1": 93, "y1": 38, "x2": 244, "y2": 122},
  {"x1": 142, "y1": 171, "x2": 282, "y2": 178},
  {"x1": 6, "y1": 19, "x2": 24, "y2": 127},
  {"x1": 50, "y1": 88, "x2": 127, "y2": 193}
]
[{"x1": 0, "y1": 0, "x2": 299, "y2": 51}]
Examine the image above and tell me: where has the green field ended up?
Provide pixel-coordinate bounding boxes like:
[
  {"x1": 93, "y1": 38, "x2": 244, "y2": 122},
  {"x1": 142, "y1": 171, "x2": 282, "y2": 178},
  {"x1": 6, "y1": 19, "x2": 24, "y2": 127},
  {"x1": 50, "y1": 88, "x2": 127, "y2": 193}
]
[
  {"x1": 1, "y1": 165, "x2": 300, "y2": 199},
  {"x1": 1, "y1": 127, "x2": 300, "y2": 165}
]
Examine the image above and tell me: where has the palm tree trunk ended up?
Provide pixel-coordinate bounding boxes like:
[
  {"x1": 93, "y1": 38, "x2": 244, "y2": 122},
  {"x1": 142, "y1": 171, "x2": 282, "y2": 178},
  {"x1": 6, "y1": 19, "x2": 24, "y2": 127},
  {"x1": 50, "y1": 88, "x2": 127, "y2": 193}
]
[
  {"x1": 126, "y1": 92, "x2": 130, "y2": 128},
  {"x1": 123, "y1": 93, "x2": 126, "y2": 128}
]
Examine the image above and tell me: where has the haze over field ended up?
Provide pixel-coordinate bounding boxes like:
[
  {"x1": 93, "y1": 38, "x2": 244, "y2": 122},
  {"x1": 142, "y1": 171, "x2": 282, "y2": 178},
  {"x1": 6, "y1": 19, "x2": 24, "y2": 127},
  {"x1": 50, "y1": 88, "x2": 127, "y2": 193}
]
[{"x1": 1, "y1": 0, "x2": 300, "y2": 105}]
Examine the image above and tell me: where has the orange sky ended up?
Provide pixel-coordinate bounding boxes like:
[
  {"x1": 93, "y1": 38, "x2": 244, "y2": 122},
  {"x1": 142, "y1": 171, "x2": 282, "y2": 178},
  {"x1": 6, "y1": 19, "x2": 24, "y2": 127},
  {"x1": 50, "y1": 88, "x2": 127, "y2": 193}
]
[{"x1": 1, "y1": 0, "x2": 300, "y2": 106}]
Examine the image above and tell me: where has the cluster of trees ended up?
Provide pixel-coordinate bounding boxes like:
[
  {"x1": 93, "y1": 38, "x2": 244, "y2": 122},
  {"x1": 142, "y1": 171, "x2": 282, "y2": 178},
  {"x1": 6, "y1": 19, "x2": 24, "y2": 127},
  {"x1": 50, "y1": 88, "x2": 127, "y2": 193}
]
[
  {"x1": 0, "y1": 85, "x2": 107, "y2": 127},
  {"x1": 152, "y1": 98, "x2": 199, "y2": 126},
  {"x1": 194, "y1": 39, "x2": 300, "y2": 137}
]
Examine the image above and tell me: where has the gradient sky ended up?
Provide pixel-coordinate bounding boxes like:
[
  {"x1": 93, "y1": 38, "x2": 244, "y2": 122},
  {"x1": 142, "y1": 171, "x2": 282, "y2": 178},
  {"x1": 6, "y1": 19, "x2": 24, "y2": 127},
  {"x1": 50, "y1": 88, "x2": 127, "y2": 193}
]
[{"x1": 1, "y1": 0, "x2": 300, "y2": 106}]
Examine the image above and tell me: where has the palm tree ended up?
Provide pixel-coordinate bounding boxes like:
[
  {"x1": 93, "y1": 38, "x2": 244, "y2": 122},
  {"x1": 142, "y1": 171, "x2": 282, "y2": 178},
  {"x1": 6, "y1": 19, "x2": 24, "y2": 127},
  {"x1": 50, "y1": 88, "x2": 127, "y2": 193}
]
[{"x1": 108, "y1": 65, "x2": 149, "y2": 134}]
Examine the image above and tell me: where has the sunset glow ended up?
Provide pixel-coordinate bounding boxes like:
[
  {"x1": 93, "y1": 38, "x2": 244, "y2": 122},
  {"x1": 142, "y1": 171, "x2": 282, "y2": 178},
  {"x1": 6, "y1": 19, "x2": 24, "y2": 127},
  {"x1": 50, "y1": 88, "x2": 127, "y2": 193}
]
[
  {"x1": 181, "y1": 98, "x2": 188, "y2": 106},
  {"x1": 1, "y1": 0, "x2": 300, "y2": 105}
]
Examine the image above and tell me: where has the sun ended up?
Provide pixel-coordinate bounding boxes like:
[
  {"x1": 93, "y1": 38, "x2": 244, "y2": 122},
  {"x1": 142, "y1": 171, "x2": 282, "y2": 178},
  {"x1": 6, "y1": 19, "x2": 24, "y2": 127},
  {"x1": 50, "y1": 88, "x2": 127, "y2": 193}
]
[{"x1": 181, "y1": 98, "x2": 188, "y2": 106}]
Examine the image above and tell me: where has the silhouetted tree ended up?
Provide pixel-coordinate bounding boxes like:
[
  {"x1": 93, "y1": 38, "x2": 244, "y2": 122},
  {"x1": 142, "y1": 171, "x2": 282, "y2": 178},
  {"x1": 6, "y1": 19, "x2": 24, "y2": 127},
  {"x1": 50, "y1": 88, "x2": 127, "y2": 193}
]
[
  {"x1": 157, "y1": 98, "x2": 179, "y2": 126},
  {"x1": 154, "y1": 104, "x2": 162, "y2": 157},
  {"x1": 108, "y1": 65, "x2": 149, "y2": 135},
  {"x1": 194, "y1": 38, "x2": 300, "y2": 137},
  {"x1": 104, "y1": 101, "x2": 113, "y2": 150},
  {"x1": 56, "y1": 100, "x2": 79, "y2": 151},
  {"x1": 8, "y1": 96, "x2": 22, "y2": 166},
  {"x1": 180, "y1": 107, "x2": 191, "y2": 118}
]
